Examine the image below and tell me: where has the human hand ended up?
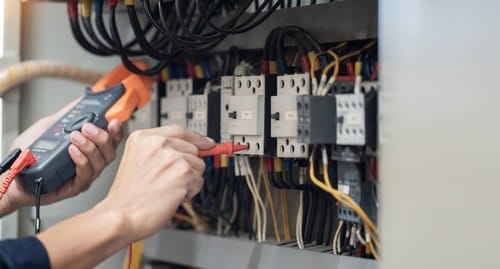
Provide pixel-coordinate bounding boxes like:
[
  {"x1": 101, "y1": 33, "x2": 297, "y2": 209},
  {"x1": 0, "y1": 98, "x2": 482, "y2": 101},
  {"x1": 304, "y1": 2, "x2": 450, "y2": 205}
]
[
  {"x1": 1, "y1": 99, "x2": 124, "y2": 216},
  {"x1": 97, "y1": 125, "x2": 214, "y2": 242}
]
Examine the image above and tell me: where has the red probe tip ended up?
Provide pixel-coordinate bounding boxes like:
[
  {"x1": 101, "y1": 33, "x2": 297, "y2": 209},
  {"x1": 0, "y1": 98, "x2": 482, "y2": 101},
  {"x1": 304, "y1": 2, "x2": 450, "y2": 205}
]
[{"x1": 198, "y1": 142, "x2": 248, "y2": 157}]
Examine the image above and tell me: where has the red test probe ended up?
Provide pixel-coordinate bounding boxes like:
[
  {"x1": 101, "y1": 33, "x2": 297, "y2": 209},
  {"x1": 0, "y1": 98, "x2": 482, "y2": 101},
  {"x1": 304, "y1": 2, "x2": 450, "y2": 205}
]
[{"x1": 198, "y1": 142, "x2": 248, "y2": 157}]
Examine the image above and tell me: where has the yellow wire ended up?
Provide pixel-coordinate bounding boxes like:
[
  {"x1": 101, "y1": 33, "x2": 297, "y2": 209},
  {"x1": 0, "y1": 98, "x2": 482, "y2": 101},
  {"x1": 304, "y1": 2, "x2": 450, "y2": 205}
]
[
  {"x1": 173, "y1": 213, "x2": 196, "y2": 226},
  {"x1": 260, "y1": 158, "x2": 282, "y2": 242},
  {"x1": 280, "y1": 190, "x2": 291, "y2": 240},
  {"x1": 310, "y1": 40, "x2": 376, "y2": 83},
  {"x1": 328, "y1": 42, "x2": 348, "y2": 51},
  {"x1": 338, "y1": 40, "x2": 377, "y2": 62},
  {"x1": 323, "y1": 50, "x2": 340, "y2": 77},
  {"x1": 309, "y1": 160, "x2": 380, "y2": 257},
  {"x1": 366, "y1": 241, "x2": 380, "y2": 260}
]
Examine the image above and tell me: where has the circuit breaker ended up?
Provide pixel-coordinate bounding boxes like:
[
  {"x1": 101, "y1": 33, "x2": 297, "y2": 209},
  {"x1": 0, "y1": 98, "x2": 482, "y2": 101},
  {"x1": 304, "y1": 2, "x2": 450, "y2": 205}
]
[
  {"x1": 220, "y1": 76, "x2": 234, "y2": 143},
  {"x1": 187, "y1": 92, "x2": 220, "y2": 140},
  {"x1": 271, "y1": 73, "x2": 310, "y2": 158},
  {"x1": 160, "y1": 79, "x2": 192, "y2": 127},
  {"x1": 228, "y1": 75, "x2": 276, "y2": 155},
  {"x1": 337, "y1": 157, "x2": 377, "y2": 225}
]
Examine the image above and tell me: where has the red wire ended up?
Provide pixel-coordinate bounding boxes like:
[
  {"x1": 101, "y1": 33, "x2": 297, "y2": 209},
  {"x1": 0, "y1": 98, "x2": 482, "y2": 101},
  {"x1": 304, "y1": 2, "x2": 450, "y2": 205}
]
[
  {"x1": 126, "y1": 244, "x2": 132, "y2": 269},
  {"x1": 0, "y1": 149, "x2": 36, "y2": 201}
]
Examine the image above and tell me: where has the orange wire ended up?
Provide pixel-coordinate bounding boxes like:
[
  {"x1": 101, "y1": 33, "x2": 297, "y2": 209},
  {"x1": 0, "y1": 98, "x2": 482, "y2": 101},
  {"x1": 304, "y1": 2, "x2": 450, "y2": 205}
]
[{"x1": 126, "y1": 244, "x2": 132, "y2": 269}]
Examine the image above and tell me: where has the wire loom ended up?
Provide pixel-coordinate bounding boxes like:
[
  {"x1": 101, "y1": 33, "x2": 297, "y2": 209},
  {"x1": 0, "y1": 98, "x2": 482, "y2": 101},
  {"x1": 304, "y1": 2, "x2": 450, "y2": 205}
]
[{"x1": 68, "y1": 0, "x2": 288, "y2": 75}]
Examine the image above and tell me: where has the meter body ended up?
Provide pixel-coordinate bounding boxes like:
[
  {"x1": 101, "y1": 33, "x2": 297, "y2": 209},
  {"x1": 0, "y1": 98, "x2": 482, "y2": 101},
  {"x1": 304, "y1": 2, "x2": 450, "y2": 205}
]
[{"x1": 18, "y1": 84, "x2": 126, "y2": 194}]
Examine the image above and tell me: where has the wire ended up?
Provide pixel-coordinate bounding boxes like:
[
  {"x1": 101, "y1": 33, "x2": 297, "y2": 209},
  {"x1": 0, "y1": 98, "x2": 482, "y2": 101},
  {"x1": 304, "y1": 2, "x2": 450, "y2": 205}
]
[
  {"x1": 34, "y1": 179, "x2": 42, "y2": 234},
  {"x1": 0, "y1": 149, "x2": 36, "y2": 201},
  {"x1": 308, "y1": 147, "x2": 379, "y2": 257},
  {"x1": 125, "y1": 244, "x2": 132, "y2": 269},
  {"x1": 0, "y1": 60, "x2": 103, "y2": 96},
  {"x1": 260, "y1": 158, "x2": 281, "y2": 242},
  {"x1": 280, "y1": 190, "x2": 291, "y2": 240}
]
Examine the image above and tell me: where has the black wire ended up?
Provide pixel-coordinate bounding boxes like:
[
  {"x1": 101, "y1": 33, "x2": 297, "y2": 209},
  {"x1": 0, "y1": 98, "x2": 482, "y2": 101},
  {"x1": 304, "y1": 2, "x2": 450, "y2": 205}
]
[
  {"x1": 34, "y1": 179, "x2": 43, "y2": 234},
  {"x1": 110, "y1": 5, "x2": 167, "y2": 75}
]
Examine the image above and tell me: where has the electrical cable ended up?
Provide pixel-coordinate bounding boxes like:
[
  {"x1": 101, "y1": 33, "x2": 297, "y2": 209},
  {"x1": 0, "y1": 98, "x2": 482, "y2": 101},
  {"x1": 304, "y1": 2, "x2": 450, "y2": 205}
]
[
  {"x1": 308, "y1": 146, "x2": 380, "y2": 258},
  {"x1": 67, "y1": 0, "x2": 111, "y2": 56},
  {"x1": 260, "y1": 157, "x2": 281, "y2": 242},
  {"x1": 109, "y1": 3, "x2": 167, "y2": 75},
  {"x1": 34, "y1": 179, "x2": 42, "y2": 234},
  {"x1": 0, "y1": 60, "x2": 103, "y2": 96}
]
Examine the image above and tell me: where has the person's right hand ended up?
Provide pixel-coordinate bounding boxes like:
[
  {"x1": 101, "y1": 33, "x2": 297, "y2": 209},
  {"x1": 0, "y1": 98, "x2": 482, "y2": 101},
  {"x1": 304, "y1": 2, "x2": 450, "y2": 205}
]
[{"x1": 96, "y1": 125, "x2": 215, "y2": 242}]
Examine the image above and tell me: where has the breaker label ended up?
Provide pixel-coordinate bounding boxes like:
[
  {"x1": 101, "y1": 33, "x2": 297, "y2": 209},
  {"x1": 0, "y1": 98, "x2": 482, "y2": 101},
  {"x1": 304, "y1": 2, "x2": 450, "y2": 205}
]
[
  {"x1": 170, "y1": 111, "x2": 184, "y2": 120},
  {"x1": 241, "y1": 110, "x2": 255, "y2": 120},
  {"x1": 193, "y1": 111, "x2": 206, "y2": 120},
  {"x1": 284, "y1": 111, "x2": 298, "y2": 121},
  {"x1": 339, "y1": 184, "x2": 350, "y2": 195}
]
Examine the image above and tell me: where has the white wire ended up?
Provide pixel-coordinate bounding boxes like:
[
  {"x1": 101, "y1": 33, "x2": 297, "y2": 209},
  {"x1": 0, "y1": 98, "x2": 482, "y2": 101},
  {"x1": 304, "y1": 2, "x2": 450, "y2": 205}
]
[
  {"x1": 238, "y1": 156, "x2": 262, "y2": 242},
  {"x1": 333, "y1": 220, "x2": 344, "y2": 255},
  {"x1": 355, "y1": 225, "x2": 367, "y2": 246},
  {"x1": 296, "y1": 191, "x2": 305, "y2": 249},
  {"x1": 244, "y1": 156, "x2": 267, "y2": 242},
  {"x1": 295, "y1": 167, "x2": 306, "y2": 249}
]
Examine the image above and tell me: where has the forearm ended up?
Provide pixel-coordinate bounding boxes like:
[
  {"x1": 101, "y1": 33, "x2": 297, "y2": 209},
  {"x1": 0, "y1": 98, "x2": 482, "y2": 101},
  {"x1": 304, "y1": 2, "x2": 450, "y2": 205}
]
[{"x1": 37, "y1": 202, "x2": 131, "y2": 269}]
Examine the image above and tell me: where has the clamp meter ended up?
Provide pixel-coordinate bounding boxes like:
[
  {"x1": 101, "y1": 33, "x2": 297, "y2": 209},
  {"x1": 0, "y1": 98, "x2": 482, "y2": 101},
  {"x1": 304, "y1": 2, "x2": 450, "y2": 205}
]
[{"x1": 18, "y1": 61, "x2": 153, "y2": 195}]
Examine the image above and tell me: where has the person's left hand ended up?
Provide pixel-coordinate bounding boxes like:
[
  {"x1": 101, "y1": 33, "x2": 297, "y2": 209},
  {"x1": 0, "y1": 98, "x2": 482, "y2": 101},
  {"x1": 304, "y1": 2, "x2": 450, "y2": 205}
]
[{"x1": 1, "y1": 99, "x2": 124, "y2": 215}]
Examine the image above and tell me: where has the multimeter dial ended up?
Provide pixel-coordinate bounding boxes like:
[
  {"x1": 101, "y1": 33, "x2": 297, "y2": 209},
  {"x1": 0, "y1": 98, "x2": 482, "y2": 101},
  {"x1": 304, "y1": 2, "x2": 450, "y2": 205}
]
[{"x1": 63, "y1": 113, "x2": 97, "y2": 133}]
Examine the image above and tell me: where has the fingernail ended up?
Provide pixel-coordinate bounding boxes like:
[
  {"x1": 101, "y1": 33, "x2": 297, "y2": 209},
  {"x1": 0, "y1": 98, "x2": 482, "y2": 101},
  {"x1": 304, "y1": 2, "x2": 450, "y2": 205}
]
[
  {"x1": 69, "y1": 145, "x2": 82, "y2": 156},
  {"x1": 83, "y1": 123, "x2": 99, "y2": 136},
  {"x1": 73, "y1": 133, "x2": 86, "y2": 145}
]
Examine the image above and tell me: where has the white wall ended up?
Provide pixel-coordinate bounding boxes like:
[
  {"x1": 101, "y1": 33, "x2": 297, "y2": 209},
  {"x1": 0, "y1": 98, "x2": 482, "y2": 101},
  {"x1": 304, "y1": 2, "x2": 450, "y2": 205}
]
[
  {"x1": 20, "y1": 2, "x2": 127, "y2": 268},
  {"x1": 380, "y1": 1, "x2": 500, "y2": 268}
]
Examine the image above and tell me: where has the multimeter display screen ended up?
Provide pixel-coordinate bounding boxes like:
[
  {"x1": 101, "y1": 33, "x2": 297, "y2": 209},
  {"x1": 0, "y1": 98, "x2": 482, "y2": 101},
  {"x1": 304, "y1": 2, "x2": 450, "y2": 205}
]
[{"x1": 33, "y1": 139, "x2": 60, "y2": 151}]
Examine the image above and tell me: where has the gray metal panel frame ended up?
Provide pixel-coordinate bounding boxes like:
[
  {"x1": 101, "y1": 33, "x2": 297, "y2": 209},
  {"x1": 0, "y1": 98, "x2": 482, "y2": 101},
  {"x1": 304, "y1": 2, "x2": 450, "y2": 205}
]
[
  {"x1": 145, "y1": 229, "x2": 377, "y2": 269},
  {"x1": 216, "y1": 0, "x2": 378, "y2": 50}
]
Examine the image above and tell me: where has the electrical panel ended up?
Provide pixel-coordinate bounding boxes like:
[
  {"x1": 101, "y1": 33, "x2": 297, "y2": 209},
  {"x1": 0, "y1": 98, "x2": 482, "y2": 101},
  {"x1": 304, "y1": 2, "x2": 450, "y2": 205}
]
[
  {"x1": 59, "y1": 0, "x2": 381, "y2": 265},
  {"x1": 271, "y1": 73, "x2": 310, "y2": 158},
  {"x1": 228, "y1": 75, "x2": 276, "y2": 155}
]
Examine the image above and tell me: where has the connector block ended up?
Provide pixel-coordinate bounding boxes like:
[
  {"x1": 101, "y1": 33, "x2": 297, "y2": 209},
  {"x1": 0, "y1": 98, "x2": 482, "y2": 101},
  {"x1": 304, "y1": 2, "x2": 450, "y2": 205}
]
[{"x1": 297, "y1": 95, "x2": 336, "y2": 144}]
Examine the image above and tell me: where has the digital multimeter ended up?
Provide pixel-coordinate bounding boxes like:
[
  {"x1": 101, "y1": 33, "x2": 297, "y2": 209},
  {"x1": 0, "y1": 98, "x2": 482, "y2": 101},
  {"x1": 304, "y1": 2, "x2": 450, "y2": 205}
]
[{"x1": 18, "y1": 62, "x2": 153, "y2": 194}]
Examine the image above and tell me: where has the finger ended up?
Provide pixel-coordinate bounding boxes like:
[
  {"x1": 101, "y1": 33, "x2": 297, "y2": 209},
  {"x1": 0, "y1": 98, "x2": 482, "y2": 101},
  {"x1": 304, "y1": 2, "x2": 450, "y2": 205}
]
[
  {"x1": 186, "y1": 174, "x2": 204, "y2": 200},
  {"x1": 67, "y1": 144, "x2": 93, "y2": 195},
  {"x1": 70, "y1": 131, "x2": 106, "y2": 177},
  {"x1": 142, "y1": 125, "x2": 215, "y2": 150},
  {"x1": 81, "y1": 123, "x2": 116, "y2": 164},
  {"x1": 107, "y1": 119, "x2": 124, "y2": 147},
  {"x1": 176, "y1": 153, "x2": 206, "y2": 176},
  {"x1": 161, "y1": 137, "x2": 199, "y2": 156}
]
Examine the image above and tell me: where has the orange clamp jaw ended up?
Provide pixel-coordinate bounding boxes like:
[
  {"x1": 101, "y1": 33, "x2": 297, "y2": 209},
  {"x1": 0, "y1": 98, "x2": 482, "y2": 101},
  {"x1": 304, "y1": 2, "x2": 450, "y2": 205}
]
[
  {"x1": 198, "y1": 142, "x2": 248, "y2": 157},
  {"x1": 91, "y1": 61, "x2": 154, "y2": 122}
]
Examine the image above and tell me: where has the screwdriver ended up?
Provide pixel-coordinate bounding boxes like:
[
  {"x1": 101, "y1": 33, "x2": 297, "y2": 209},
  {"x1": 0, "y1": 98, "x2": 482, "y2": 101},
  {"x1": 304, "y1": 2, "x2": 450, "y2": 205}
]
[{"x1": 198, "y1": 141, "x2": 248, "y2": 157}]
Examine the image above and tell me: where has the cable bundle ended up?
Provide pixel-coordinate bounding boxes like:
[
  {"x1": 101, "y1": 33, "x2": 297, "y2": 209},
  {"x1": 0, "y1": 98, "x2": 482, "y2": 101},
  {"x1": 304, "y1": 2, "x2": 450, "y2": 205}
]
[{"x1": 68, "y1": 0, "x2": 286, "y2": 75}]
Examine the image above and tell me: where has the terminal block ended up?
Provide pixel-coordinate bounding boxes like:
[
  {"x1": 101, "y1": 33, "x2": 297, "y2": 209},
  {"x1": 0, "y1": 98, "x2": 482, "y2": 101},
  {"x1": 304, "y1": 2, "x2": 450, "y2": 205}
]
[
  {"x1": 337, "y1": 160, "x2": 377, "y2": 225},
  {"x1": 297, "y1": 95, "x2": 336, "y2": 144},
  {"x1": 228, "y1": 75, "x2": 276, "y2": 155},
  {"x1": 220, "y1": 76, "x2": 234, "y2": 143},
  {"x1": 271, "y1": 73, "x2": 310, "y2": 158},
  {"x1": 187, "y1": 92, "x2": 220, "y2": 141},
  {"x1": 335, "y1": 81, "x2": 379, "y2": 147},
  {"x1": 336, "y1": 93, "x2": 366, "y2": 145}
]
